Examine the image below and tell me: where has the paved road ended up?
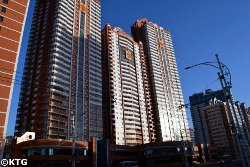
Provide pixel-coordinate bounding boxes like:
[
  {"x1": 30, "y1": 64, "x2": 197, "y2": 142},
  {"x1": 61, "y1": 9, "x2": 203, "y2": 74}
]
[{"x1": 193, "y1": 160, "x2": 243, "y2": 167}]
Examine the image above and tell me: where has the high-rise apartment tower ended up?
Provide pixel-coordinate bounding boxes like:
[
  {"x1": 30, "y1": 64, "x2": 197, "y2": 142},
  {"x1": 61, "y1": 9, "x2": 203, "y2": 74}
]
[
  {"x1": 132, "y1": 19, "x2": 190, "y2": 142},
  {"x1": 0, "y1": 0, "x2": 29, "y2": 146},
  {"x1": 15, "y1": 0, "x2": 102, "y2": 142},
  {"x1": 102, "y1": 25, "x2": 152, "y2": 145}
]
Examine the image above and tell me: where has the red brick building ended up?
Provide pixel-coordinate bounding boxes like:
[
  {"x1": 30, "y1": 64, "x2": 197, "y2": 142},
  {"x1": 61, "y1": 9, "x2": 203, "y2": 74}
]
[{"x1": 0, "y1": 0, "x2": 30, "y2": 147}]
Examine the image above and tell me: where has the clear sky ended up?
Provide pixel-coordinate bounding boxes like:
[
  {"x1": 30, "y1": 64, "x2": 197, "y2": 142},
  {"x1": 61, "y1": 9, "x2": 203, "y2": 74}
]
[{"x1": 7, "y1": 0, "x2": 250, "y2": 135}]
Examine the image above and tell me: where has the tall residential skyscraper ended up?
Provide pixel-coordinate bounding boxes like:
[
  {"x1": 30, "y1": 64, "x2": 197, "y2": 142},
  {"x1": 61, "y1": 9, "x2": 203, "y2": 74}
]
[
  {"x1": 102, "y1": 25, "x2": 151, "y2": 145},
  {"x1": 15, "y1": 0, "x2": 102, "y2": 142},
  {"x1": 132, "y1": 19, "x2": 190, "y2": 142},
  {"x1": 189, "y1": 89, "x2": 225, "y2": 145},
  {"x1": 0, "y1": 0, "x2": 30, "y2": 146}
]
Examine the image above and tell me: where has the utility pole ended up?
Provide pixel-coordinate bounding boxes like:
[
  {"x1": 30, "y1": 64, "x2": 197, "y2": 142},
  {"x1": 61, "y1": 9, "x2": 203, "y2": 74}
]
[
  {"x1": 215, "y1": 54, "x2": 247, "y2": 166},
  {"x1": 185, "y1": 54, "x2": 250, "y2": 167}
]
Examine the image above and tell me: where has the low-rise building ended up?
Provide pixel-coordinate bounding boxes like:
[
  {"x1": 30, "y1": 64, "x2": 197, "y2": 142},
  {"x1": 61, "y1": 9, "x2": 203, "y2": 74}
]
[
  {"x1": 4, "y1": 137, "x2": 194, "y2": 167},
  {"x1": 4, "y1": 138, "x2": 92, "y2": 166}
]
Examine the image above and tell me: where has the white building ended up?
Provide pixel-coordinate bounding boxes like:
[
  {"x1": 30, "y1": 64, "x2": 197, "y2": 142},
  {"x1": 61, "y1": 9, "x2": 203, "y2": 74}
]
[{"x1": 132, "y1": 19, "x2": 190, "y2": 141}]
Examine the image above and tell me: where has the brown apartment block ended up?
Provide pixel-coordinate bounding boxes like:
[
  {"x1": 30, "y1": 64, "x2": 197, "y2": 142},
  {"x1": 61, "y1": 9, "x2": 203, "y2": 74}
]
[
  {"x1": 0, "y1": 0, "x2": 29, "y2": 146},
  {"x1": 102, "y1": 24, "x2": 156, "y2": 145},
  {"x1": 102, "y1": 19, "x2": 191, "y2": 145},
  {"x1": 203, "y1": 99, "x2": 237, "y2": 159},
  {"x1": 15, "y1": 0, "x2": 102, "y2": 142}
]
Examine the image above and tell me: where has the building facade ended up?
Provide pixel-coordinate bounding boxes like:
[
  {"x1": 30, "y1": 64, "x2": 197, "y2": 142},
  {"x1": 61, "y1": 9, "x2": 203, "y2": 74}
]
[
  {"x1": 4, "y1": 137, "x2": 193, "y2": 167},
  {"x1": 4, "y1": 138, "x2": 92, "y2": 167},
  {"x1": 15, "y1": 0, "x2": 102, "y2": 142},
  {"x1": 203, "y1": 99, "x2": 237, "y2": 159},
  {"x1": 189, "y1": 89, "x2": 225, "y2": 145},
  {"x1": 189, "y1": 128, "x2": 195, "y2": 145},
  {"x1": 132, "y1": 19, "x2": 190, "y2": 142},
  {"x1": 102, "y1": 24, "x2": 151, "y2": 145},
  {"x1": 235, "y1": 102, "x2": 250, "y2": 160},
  {"x1": 106, "y1": 140, "x2": 193, "y2": 167},
  {"x1": 0, "y1": 0, "x2": 30, "y2": 147}
]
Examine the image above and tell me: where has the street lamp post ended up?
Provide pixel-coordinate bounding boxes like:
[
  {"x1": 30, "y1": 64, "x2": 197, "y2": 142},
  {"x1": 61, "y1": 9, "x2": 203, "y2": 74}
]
[{"x1": 185, "y1": 54, "x2": 247, "y2": 166}]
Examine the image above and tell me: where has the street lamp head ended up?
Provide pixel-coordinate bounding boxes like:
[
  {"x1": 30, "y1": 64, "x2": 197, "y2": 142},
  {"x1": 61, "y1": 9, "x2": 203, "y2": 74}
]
[{"x1": 185, "y1": 67, "x2": 191, "y2": 70}]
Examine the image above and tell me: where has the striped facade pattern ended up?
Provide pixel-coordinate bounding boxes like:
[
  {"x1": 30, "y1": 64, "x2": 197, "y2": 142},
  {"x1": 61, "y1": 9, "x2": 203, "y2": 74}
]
[
  {"x1": 0, "y1": 0, "x2": 29, "y2": 146},
  {"x1": 102, "y1": 25, "x2": 150, "y2": 145},
  {"x1": 132, "y1": 19, "x2": 190, "y2": 142},
  {"x1": 15, "y1": 0, "x2": 102, "y2": 142}
]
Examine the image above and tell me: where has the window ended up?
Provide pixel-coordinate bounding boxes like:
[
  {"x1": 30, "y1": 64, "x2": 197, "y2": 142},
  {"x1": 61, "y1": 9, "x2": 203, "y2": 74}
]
[
  {"x1": 0, "y1": 16, "x2": 3, "y2": 22},
  {"x1": 3, "y1": 0, "x2": 8, "y2": 4},
  {"x1": 49, "y1": 149, "x2": 53, "y2": 155},
  {"x1": 1, "y1": 6, "x2": 6, "y2": 13}
]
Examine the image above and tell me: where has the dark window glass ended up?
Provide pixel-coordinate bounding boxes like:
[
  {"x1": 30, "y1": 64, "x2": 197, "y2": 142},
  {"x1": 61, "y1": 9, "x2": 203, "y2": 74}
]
[
  {"x1": 0, "y1": 16, "x2": 3, "y2": 22},
  {"x1": 3, "y1": 0, "x2": 8, "y2": 4},
  {"x1": 1, "y1": 6, "x2": 6, "y2": 13}
]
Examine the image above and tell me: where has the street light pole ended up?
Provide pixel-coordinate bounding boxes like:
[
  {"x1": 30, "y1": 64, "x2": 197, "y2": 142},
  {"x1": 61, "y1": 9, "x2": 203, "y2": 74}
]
[
  {"x1": 217, "y1": 71, "x2": 244, "y2": 164},
  {"x1": 185, "y1": 54, "x2": 249, "y2": 167},
  {"x1": 215, "y1": 55, "x2": 246, "y2": 163}
]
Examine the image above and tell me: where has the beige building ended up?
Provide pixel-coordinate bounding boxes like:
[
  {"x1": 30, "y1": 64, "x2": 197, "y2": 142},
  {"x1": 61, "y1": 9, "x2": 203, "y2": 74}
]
[
  {"x1": 203, "y1": 99, "x2": 237, "y2": 158},
  {"x1": 132, "y1": 19, "x2": 190, "y2": 142}
]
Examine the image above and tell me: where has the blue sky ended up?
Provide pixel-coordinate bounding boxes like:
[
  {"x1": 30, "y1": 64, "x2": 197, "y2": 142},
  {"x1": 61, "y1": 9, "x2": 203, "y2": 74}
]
[{"x1": 7, "y1": 0, "x2": 250, "y2": 135}]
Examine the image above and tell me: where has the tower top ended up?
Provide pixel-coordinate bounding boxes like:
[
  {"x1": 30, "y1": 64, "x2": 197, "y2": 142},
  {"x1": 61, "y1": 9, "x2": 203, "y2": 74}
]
[{"x1": 132, "y1": 18, "x2": 149, "y2": 28}]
